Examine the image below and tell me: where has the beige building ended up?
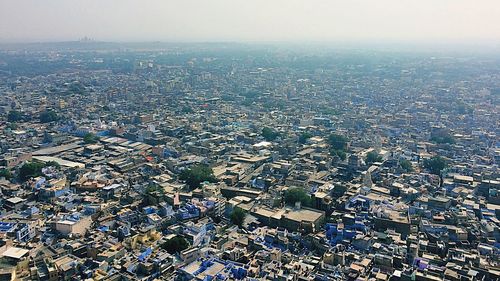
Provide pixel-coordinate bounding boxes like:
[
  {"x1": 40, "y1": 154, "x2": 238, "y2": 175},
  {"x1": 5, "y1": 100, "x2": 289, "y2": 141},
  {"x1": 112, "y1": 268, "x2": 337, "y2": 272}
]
[{"x1": 55, "y1": 216, "x2": 92, "y2": 236}]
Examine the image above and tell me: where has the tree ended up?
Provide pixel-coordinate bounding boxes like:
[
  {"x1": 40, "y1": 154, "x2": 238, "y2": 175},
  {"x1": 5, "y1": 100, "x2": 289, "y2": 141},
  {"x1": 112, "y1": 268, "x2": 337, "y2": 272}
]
[
  {"x1": 423, "y1": 156, "x2": 447, "y2": 175},
  {"x1": 0, "y1": 168, "x2": 12, "y2": 180},
  {"x1": 67, "y1": 167, "x2": 81, "y2": 182},
  {"x1": 400, "y1": 159, "x2": 413, "y2": 172},
  {"x1": 181, "y1": 106, "x2": 193, "y2": 113},
  {"x1": 230, "y1": 207, "x2": 247, "y2": 227},
  {"x1": 430, "y1": 134, "x2": 455, "y2": 144},
  {"x1": 39, "y1": 110, "x2": 59, "y2": 123},
  {"x1": 161, "y1": 236, "x2": 189, "y2": 254},
  {"x1": 328, "y1": 134, "x2": 348, "y2": 161},
  {"x1": 7, "y1": 110, "x2": 22, "y2": 122},
  {"x1": 145, "y1": 183, "x2": 164, "y2": 195},
  {"x1": 68, "y1": 82, "x2": 85, "y2": 95},
  {"x1": 6, "y1": 123, "x2": 18, "y2": 130},
  {"x1": 328, "y1": 134, "x2": 348, "y2": 151},
  {"x1": 456, "y1": 103, "x2": 473, "y2": 115},
  {"x1": 261, "y1": 127, "x2": 279, "y2": 141},
  {"x1": 179, "y1": 164, "x2": 218, "y2": 190},
  {"x1": 45, "y1": 161, "x2": 61, "y2": 169},
  {"x1": 284, "y1": 187, "x2": 312, "y2": 207},
  {"x1": 318, "y1": 107, "x2": 339, "y2": 116},
  {"x1": 330, "y1": 149, "x2": 346, "y2": 161},
  {"x1": 19, "y1": 162, "x2": 46, "y2": 181},
  {"x1": 366, "y1": 151, "x2": 382, "y2": 164},
  {"x1": 298, "y1": 132, "x2": 313, "y2": 144},
  {"x1": 83, "y1": 133, "x2": 99, "y2": 144}
]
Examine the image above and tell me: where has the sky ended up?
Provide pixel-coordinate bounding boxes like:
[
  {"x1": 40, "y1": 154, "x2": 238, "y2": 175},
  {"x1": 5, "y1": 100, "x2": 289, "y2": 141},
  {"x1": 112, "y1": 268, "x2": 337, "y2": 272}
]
[{"x1": 1, "y1": 0, "x2": 500, "y2": 43}]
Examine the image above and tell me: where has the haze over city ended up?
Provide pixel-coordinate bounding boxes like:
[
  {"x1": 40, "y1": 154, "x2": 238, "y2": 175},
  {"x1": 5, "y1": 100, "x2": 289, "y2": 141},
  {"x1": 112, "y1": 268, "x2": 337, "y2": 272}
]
[{"x1": 1, "y1": 0, "x2": 500, "y2": 43}]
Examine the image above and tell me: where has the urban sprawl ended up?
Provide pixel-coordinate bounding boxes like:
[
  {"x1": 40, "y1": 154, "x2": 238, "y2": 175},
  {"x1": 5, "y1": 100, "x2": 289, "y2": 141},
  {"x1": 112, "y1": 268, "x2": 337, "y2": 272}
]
[{"x1": 0, "y1": 42, "x2": 499, "y2": 281}]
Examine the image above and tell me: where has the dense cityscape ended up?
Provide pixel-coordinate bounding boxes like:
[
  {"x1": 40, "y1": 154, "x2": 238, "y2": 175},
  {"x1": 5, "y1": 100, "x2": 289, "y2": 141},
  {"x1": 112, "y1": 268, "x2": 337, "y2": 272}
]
[{"x1": 0, "y1": 41, "x2": 499, "y2": 281}]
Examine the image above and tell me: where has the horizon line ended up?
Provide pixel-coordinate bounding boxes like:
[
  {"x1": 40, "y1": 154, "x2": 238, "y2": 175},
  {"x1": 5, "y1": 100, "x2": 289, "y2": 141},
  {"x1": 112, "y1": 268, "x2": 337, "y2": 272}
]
[{"x1": 1, "y1": 38, "x2": 499, "y2": 54}]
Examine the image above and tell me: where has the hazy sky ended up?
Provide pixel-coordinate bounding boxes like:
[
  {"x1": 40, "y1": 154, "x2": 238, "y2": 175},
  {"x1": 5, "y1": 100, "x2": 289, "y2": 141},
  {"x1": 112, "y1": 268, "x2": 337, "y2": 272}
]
[{"x1": 1, "y1": 0, "x2": 500, "y2": 43}]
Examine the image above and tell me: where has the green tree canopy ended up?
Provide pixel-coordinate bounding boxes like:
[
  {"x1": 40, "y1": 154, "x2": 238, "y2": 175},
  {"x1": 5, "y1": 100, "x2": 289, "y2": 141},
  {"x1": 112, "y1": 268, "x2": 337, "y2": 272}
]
[
  {"x1": 68, "y1": 82, "x2": 85, "y2": 94},
  {"x1": 330, "y1": 149, "x2": 346, "y2": 161},
  {"x1": 456, "y1": 103, "x2": 473, "y2": 115},
  {"x1": 181, "y1": 106, "x2": 193, "y2": 113},
  {"x1": 7, "y1": 110, "x2": 22, "y2": 122},
  {"x1": 230, "y1": 207, "x2": 247, "y2": 227},
  {"x1": 39, "y1": 110, "x2": 59, "y2": 123},
  {"x1": 430, "y1": 133, "x2": 455, "y2": 144},
  {"x1": 423, "y1": 156, "x2": 447, "y2": 175},
  {"x1": 19, "y1": 162, "x2": 46, "y2": 181},
  {"x1": 145, "y1": 183, "x2": 164, "y2": 195},
  {"x1": 83, "y1": 133, "x2": 99, "y2": 144},
  {"x1": 399, "y1": 159, "x2": 413, "y2": 172},
  {"x1": 0, "y1": 168, "x2": 12, "y2": 180},
  {"x1": 261, "y1": 127, "x2": 279, "y2": 141},
  {"x1": 45, "y1": 161, "x2": 61, "y2": 168},
  {"x1": 284, "y1": 187, "x2": 312, "y2": 207},
  {"x1": 161, "y1": 236, "x2": 189, "y2": 254},
  {"x1": 6, "y1": 123, "x2": 18, "y2": 130},
  {"x1": 298, "y1": 132, "x2": 313, "y2": 144},
  {"x1": 179, "y1": 164, "x2": 218, "y2": 190},
  {"x1": 365, "y1": 151, "x2": 382, "y2": 164},
  {"x1": 328, "y1": 134, "x2": 348, "y2": 151},
  {"x1": 318, "y1": 107, "x2": 339, "y2": 116}
]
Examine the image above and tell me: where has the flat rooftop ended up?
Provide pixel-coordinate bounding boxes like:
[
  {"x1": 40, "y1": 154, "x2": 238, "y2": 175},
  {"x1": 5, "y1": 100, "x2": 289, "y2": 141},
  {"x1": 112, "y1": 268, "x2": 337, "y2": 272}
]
[
  {"x1": 1, "y1": 247, "x2": 29, "y2": 259},
  {"x1": 283, "y1": 208, "x2": 323, "y2": 223},
  {"x1": 33, "y1": 156, "x2": 85, "y2": 169},
  {"x1": 32, "y1": 142, "x2": 80, "y2": 156}
]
